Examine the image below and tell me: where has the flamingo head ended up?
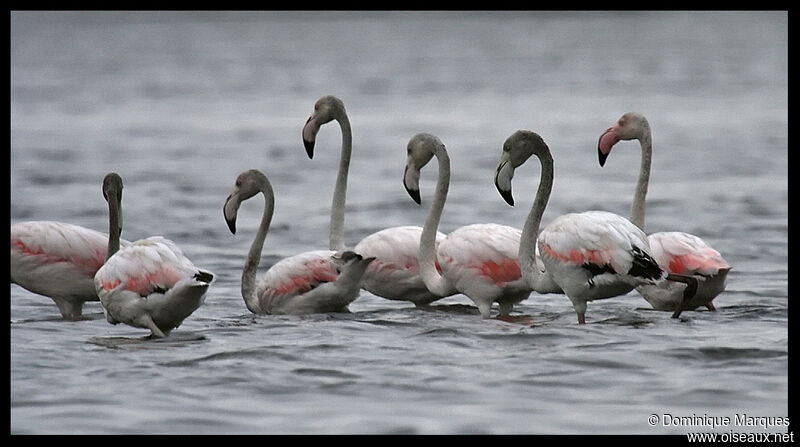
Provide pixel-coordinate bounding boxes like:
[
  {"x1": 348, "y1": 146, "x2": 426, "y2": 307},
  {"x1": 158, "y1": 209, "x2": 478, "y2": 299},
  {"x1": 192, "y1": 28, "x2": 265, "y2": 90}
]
[
  {"x1": 495, "y1": 130, "x2": 549, "y2": 206},
  {"x1": 302, "y1": 95, "x2": 347, "y2": 159},
  {"x1": 403, "y1": 132, "x2": 442, "y2": 205},
  {"x1": 224, "y1": 169, "x2": 269, "y2": 234},
  {"x1": 597, "y1": 112, "x2": 649, "y2": 166},
  {"x1": 102, "y1": 172, "x2": 124, "y2": 237}
]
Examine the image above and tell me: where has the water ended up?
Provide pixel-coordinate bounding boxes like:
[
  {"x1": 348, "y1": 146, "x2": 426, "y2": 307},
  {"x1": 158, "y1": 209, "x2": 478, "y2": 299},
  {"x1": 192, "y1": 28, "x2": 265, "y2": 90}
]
[{"x1": 10, "y1": 11, "x2": 788, "y2": 434}]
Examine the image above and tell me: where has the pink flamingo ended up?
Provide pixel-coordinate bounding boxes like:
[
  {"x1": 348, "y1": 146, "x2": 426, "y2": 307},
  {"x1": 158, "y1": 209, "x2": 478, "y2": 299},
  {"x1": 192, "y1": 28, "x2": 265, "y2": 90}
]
[
  {"x1": 93, "y1": 173, "x2": 214, "y2": 338},
  {"x1": 597, "y1": 112, "x2": 730, "y2": 315},
  {"x1": 495, "y1": 130, "x2": 697, "y2": 324},
  {"x1": 224, "y1": 169, "x2": 375, "y2": 315},
  {"x1": 302, "y1": 95, "x2": 454, "y2": 306},
  {"x1": 11, "y1": 219, "x2": 120, "y2": 319}
]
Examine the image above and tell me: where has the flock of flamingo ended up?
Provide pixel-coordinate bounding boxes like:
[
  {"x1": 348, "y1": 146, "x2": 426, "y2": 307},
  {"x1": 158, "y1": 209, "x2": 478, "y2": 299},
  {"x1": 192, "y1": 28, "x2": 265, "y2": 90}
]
[{"x1": 10, "y1": 95, "x2": 731, "y2": 338}]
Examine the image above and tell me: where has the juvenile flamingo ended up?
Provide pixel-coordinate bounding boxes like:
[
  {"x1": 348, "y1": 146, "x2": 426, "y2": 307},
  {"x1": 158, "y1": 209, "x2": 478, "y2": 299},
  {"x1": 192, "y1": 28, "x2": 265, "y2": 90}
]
[
  {"x1": 11, "y1": 220, "x2": 121, "y2": 319},
  {"x1": 93, "y1": 173, "x2": 214, "y2": 338},
  {"x1": 302, "y1": 95, "x2": 454, "y2": 305},
  {"x1": 495, "y1": 130, "x2": 697, "y2": 324},
  {"x1": 224, "y1": 169, "x2": 375, "y2": 315},
  {"x1": 597, "y1": 112, "x2": 730, "y2": 315},
  {"x1": 407, "y1": 133, "x2": 539, "y2": 319}
]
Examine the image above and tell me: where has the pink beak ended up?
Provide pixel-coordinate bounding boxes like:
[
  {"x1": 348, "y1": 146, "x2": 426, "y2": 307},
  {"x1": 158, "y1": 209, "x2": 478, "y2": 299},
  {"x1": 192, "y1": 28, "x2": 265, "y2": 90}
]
[{"x1": 597, "y1": 124, "x2": 621, "y2": 167}]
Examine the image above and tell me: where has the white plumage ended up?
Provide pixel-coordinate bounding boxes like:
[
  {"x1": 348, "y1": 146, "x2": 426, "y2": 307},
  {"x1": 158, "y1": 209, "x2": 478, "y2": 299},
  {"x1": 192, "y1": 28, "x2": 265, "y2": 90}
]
[
  {"x1": 95, "y1": 173, "x2": 213, "y2": 338},
  {"x1": 354, "y1": 226, "x2": 451, "y2": 305},
  {"x1": 637, "y1": 232, "x2": 730, "y2": 311},
  {"x1": 538, "y1": 210, "x2": 666, "y2": 323},
  {"x1": 11, "y1": 220, "x2": 124, "y2": 319}
]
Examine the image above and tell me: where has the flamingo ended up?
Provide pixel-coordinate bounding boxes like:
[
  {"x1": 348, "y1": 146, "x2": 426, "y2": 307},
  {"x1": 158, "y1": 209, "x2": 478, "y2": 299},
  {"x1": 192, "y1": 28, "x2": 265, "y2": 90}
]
[
  {"x1": 597, "y1": 112, "x2": 731, "y2": 315},
  {"x1": 302, "y1": 95, "x2": 454, "y2": 305},
  {"x1": 223, "y1": 169, "x2": 375, "y2": 315},
  {"x1": 93, "y1": 173, "x2": 214, "y2": 338},
  {"x1": 495, "y1": 130, "x2": 697, "y2": 324},
  {"x1": 11, "y1": 220, "x2": 122, "y2": 319},
  {"x1": 406, "y1": 132, "x2": 543, "y2": 319}
]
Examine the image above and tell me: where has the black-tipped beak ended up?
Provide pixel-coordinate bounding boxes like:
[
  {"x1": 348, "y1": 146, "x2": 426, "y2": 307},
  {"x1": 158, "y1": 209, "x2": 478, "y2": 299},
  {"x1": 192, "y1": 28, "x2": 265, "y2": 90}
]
[
  {"x1": 223, "y1": 195, "x2": 237, "y2": 234},
  {"x1": 302, "y1": 114, "x2": 317, "y2": 159},
  {"x1": 597, "y1": 126, "x2": 620, "y2": 167},
  {"x1": 494, "y1": 161, "x2": 514, "y2": 206},
  {"x1": 406, "y1": 185, "x2": 421, "y2": 205},
  {"x1": 303, "y1": 138, "x2": 315, "y2": 159},
  {"x1": 498, "y1": 187, "x2": 514, "y2": 207},
  {"x1": 225, "y1": 213, "x2": 236, "y2": 234},
  {"x1": 598, "y1": 146, "x2": 608, "y2": 167},
  {"x1": 403, "y1": 164, "x2": 421, "y2": 204}
]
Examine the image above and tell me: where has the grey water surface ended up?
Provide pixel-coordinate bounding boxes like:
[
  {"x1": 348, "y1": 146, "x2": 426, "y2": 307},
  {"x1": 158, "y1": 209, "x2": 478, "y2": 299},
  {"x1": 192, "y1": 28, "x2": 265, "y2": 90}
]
[{"x1": 10, "y1": 11, "x2": 788, "y2": 434}]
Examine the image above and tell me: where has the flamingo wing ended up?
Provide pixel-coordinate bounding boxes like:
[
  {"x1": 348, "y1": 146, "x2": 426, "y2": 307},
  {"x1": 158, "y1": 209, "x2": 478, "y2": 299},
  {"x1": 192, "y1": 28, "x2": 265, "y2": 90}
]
[
  {"x1": 355, "y1": 226, "x2": 446, "y2": 278},
  {"x1": 539, "y1": 211, "x2": 662, "y2": 280},
  {"x1": 438, "y1": 223, "x2": 523, "y2": 287},
  {"x1": 648, "y1": 231, "x2": 730, "y2": 277},
  {"x1": 94, "y1": 236, "x2": 213, "y2": 336},
  {"x1": 258, "y1": 250, "x2": 342, "y2": 301},
  {"x1": 11, "y1": 221, "x2": 110, "y2": 278},
  {"x1": 353, "y1": 226, "x2": 449, "y2": 304},
  {"x1": 94, "y1": 236, "x2": 205, "y2": 297}
]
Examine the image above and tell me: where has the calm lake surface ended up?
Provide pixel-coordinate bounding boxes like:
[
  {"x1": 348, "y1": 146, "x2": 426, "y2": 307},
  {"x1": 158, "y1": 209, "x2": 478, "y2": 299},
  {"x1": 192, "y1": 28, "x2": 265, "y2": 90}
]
[{"x1": 10, "y1": 11, "x2": 788, "y2": 434}]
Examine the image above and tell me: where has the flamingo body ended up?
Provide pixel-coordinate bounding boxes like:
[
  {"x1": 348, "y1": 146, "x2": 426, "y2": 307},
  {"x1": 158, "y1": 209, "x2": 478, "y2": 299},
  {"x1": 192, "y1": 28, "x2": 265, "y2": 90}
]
[
  {"x1": 94, "y1": 236, "x2": 213, "y2": 338},
  {"x1": 353, "y1": 226, "x2": 449, "y2": 305},
  {"x1": 11, "y1": 221, "x2": 119, "y2": 319},
  {"x1": 254, "y1": 249, "x2": 372, "y2": 315},
  {"x1": 437, "y1": 223, "x2": 531, "y2": 313},
  {"x1": 538, "y1": 210, "x2": 665, "y2": 322},
  {"x1": 637, "y1": 231, "x2": 730, "y2": 311}
]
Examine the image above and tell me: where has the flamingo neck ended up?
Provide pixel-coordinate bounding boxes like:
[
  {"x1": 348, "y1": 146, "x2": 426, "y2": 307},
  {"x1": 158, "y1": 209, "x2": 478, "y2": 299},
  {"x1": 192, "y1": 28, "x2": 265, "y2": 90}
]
[
  {"x1": 418, "y1": 146, "x2": 453, "y2": 297},
  {"x1": 329, "y1": 115, "x2": 351, "y2": 251},
  {"x1": 519, "y1": 150, "x2": 553, "y2": 290},
  {"x1": 105, "y1": 199, "x2": 121, "y2": 261},
  {"x1": 631, "y1": 126, "x2": 652, "y2": 230},
  {"x1": 242, "y1": 181, "x2": 275, "y2": 314}
]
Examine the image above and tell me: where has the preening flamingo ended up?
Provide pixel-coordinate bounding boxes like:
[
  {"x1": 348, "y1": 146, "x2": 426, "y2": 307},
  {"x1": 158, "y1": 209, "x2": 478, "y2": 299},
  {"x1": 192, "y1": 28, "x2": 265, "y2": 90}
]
[
  {"x1": 93, "y1": 173, "x2": 214, "y2": 338},
  {"x1": 11, "y1": 220, "x2": 122, "y2": 319},
  {"x1": 224, "y1": 169, "x2": 375, "y2": 315},
  {"x1": 302, "y1": 95, "x2": 453, "y2": 305},
  {"x1": 598, "y1": 112, "x2": 730, "y2": 315},
  {"x1": 407, "y1": 133, "x2": 536, "y2": 319},
  {"x1": 495, "y1": 130, "x2": 697, "y2": 324}
]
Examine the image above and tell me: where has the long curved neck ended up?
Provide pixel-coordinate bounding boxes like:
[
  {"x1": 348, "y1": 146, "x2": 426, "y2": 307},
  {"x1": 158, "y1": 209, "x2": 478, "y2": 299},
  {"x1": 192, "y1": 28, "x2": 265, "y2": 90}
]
[
  {"x1": 329, "y1": 114, "x2": 351, "y2": 251},
  {"x1": 418, "y1": 147, "x2": 453, "y2": 296},
  {"x1": 105, "y1": 198, "x2": 121, "y2": 261},
  {"x1": 242, "y1": 182, "x2": 275, "y2": 314},
  {"x1": 519, "y1": 150, "x2": 554, "y2": 289},
  {"x1": 630, "y1": 127, "x2": 652, "y2": 230}
]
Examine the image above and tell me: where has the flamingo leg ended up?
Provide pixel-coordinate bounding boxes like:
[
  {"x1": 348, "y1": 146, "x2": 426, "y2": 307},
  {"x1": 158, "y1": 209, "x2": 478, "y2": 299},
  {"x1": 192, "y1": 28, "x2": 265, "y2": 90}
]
[
  {"x1": 143, "y1": 315, "x2": 167, "y2": 338},
  {"x1": 668, "y1": 273, "x2": 698, "y2": 319},
  {"x1": 53, "y1": 298, "x2": 85, "y2": 320}
]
